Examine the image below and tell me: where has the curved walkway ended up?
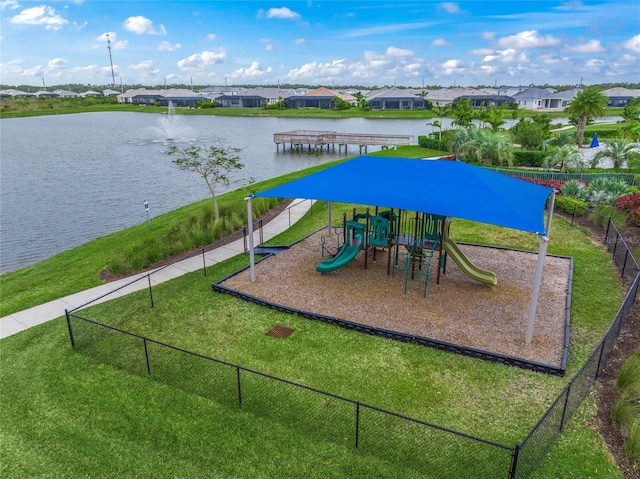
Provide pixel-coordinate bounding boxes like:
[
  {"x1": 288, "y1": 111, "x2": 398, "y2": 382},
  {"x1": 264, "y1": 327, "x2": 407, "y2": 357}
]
[{"x1": 0, "y1": 199, "x2": 314, "y2": 339}]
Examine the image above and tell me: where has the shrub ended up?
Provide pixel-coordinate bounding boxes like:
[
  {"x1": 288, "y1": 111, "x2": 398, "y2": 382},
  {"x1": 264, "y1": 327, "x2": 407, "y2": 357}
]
[
  {"x1": 587, "y1": 177, "x2": 631, "y2": 206},
  {"x1": 512, "y1": 150, "x2": 547, "y2": 167},
  {"x1": 418, "y1": 135, "x2": 447, "y2": 151},
  {"x1": 555, "y1": 196, "x2": 589, "y2": 216},
  {"x1": 615, "y1": 192, "x2": 640, "y2": 211},
  {"x1": 628, "y1": 207, "x2": 640, "y2": 227},
  {"x1": 519, "y1": 177, "x2": 567, "y2": 193},
  {"x1": 561, "y1": 180, "x2": 589, "y2": 201}
]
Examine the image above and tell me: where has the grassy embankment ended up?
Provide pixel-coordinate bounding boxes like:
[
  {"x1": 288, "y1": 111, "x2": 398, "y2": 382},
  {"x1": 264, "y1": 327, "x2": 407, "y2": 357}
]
[{"x1": 0, "y1": 147, "x2": 628, "y2": 478}]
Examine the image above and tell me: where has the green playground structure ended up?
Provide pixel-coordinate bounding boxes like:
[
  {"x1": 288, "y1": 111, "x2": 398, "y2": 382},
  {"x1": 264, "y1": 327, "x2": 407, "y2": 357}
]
[
  {"x1": 442, "y1": 238, "x2": 497, "y2": 287},
  {"x1": 316, "y1": 221, "x2": 365, "y2": 273},
  {"x1": 316, "y1": 207, "x2": 497, "y2": 292}
]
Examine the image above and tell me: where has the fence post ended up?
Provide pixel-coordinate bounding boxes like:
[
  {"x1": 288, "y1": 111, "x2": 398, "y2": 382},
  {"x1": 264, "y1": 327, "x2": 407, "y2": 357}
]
[
  {"x1": 237, "y1": 367, "x2": 242, "y2": 407},
  {"x1": 621, "y1": 249, "x2": 628, "y2": 279},
  {"x1": 595, "y1": 341, "x2": 606, "y2": 380},
  {"x1": 559, "y1": 385, "x2": 571, "y2": 432},
  {"x1": 65, "y1": 310, "x2": 76, "y2": 348},
  {"x1": 508, "y1": 443, "x2": 521, "y2": 479},
  {"x1": 143, "y1": 338, "x2": 151, "y2": 375},
  {"x1": 355, "y1": 402, "x2": 360, "y2": 449},
  {"x1": 259, "y1": 219, "x2": 264, "y2": 244},
  {"x1": 604, "y1": 217, "x2": 612, "y2": 245},
  {"x1": 148, "y1": 275, "x2": 154, "y2": 308},
  {"x1": 202, "y1": 248, "x2": 207, "y2": 277}
]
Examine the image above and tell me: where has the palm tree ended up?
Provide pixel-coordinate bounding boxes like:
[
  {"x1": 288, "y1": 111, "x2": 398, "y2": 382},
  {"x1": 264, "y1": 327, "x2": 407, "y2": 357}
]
[
  {"x1": 543, "y1": 145, "x2": 583, "y2": 172},
  {"x1": 484, "y1": 105, "x2": 506, "y2": 132},
  {"x1": 430, "y1": 104, "x2": 451, "y2": 140},
  {"x1": 592, "y1": 138, "x2": 640, "y2": 169},
  {"x1": 564, "y1": 86, "x2": 609, "y2": 147},
  {"x1": 451, "y1": 98, "x2": 475, "y2": 129},
  {"x1": 450, "y1": 127, "x2": 514, "y2": 166}
]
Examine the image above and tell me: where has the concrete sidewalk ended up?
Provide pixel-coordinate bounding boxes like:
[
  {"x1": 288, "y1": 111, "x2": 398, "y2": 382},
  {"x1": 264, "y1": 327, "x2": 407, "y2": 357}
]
[{"x1": 0, "y1": 199, "x2": 314, "y2": 340}]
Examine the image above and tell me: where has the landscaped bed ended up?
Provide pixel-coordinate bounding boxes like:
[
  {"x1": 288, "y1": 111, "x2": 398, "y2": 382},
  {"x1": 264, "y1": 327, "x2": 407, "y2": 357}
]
[{"x1": 219, "y1": 230, "x2": 571, "y2": 370}]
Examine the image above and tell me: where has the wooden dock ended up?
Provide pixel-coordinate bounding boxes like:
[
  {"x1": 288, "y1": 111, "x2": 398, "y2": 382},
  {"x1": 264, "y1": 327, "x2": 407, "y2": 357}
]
[{"x1": 273, "y1": 130, "x2": 414, "y2": 154}]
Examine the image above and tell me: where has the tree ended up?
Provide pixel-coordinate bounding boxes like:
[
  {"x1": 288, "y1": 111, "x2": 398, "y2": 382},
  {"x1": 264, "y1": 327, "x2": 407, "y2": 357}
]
[
  {"x1": 564, "y1": 86, "x2": 609, "y2": 147},
  {"x1": 484, "y1": 105, "x2": 506, "y2": 132},
  {"x1": 166, "y1": 141, "x2": 246, "y2": 220},
  {"x1": 429, "y1": 104, "x2": 451, "y2": 140},
  {"x1": 542, "y1": 145, "x2": 583, "y2": 172},
  {"x1": 591, "y1": 138, "x2": 640, "y2": 169},
  {"x1": 332, "y1": 96, "x2": 351, "y2": 110},
  {"x1": 510, "y1": 115, "x2": 552, "y2": 150},
  {"x1": 451, "y1": 98, "x2": 475, "y2": 128},
  {"x1": 449, "y1": 127, "x2": 514, "y2": 166}
]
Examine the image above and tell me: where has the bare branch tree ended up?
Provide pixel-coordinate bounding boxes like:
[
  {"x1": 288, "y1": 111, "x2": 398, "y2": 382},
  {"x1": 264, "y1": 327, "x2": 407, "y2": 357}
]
[{"x1": 166, "y1": 140, "x2": 248, "y2": 220}]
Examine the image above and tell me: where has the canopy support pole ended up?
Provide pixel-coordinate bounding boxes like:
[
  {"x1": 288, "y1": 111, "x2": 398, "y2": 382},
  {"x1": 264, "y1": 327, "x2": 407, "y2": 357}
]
[
  {"x1": 246, "y1": 196, "x2": 256, "y2": 283},
  {"x1": 328, "y1": 201, "x2": 332, "y2": 236},
  {"x1": 526, "y1": 192, "x2": 555, "y2": 345}
]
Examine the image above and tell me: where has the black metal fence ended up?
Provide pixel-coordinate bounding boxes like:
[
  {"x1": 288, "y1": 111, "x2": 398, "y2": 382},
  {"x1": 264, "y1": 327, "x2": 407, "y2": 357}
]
[
  {"x1": 66, "y1": 313, "x2": 516, "y2": 478},
  {"x1": 66, "y1": 205, "x2": 639, "y2": 478},
  {"x1": 497, "y1": 169, "x2": 640, "y2": 187}
]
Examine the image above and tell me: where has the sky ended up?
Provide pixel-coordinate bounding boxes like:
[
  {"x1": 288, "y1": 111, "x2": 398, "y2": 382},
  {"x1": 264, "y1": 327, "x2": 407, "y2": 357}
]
[{"x1": 1, "y1": 0, "x2": 638, "y2": 89}]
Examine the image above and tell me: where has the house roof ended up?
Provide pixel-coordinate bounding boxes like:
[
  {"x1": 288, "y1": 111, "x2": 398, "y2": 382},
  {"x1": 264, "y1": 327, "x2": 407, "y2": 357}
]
[
  {"x1": 367, "y1": 88, "x2": 423, "y2": 100},
  {"x1": 253, "y1": 157, "x2": 553, "y2": 236},
  {"x1": 602, "y1": 87, "x2": 640, "y2": 98}
]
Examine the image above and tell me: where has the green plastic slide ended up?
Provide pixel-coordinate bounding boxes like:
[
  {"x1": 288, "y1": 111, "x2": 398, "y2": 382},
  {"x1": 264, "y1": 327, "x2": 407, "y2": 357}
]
[
  {"x1": 316, "y1": 231, "x2": 364, "y2": 273},
  {"x1": 443, "y1": 238, "x2": 497, "y2": 286}
]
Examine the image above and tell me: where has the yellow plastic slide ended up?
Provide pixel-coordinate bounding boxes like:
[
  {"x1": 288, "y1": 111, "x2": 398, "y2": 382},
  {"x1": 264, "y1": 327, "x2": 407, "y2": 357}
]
[{"x1": 442, "y1": 238, "x2": 497, "y2": 286}]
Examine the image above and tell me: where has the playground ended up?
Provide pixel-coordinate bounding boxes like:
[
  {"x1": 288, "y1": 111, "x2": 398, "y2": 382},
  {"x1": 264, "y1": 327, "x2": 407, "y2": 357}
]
[{"x1": 219, "y1": 227, "x2": 571, "y2": 369}]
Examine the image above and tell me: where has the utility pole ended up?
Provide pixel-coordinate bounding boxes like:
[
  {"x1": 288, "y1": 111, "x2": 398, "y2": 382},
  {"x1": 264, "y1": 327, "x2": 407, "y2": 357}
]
[{"x1": 106, "y1": 33, "x2": 116, "y2": 88}]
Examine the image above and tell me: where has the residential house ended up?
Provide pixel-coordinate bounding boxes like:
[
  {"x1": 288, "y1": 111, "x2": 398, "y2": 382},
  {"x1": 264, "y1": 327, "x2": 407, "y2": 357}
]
[
  {"x1": 285, "y1": 87, "x2": 356, "y2": 109},
  {"x1": 602, "y1": 87, "x2": 640, "y2": 107},
  {"x1": 455, "y1": 95, "x2": 516, "y2": 108},
  {"x1": 511, "y1": 87, "x2": 577, "y2": 110},
  {"x1": 213, "y1": 87, "x2": 294, "y2": 108},
  {"x1": 366, "y1": 87, "x2": 427, "y2": 110},
  {"x1": 53, "y1": 89, "x2": 78, "y2": 98}
]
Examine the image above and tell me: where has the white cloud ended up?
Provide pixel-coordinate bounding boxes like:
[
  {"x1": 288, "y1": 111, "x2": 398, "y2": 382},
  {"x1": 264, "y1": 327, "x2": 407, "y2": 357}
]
[
  {"x1": 497, "y1": 30, "x2": 559, "y2": 49},
  {"x1": 228, "y1": 61, "x2": 273, "y2": 78},
  {"x1": 129, "y1": 60, "x2": 155, "y2": 71},
  {"x1": 537, "y1": 54, "x2": 562, "y2": 65},
  {"x1": 123, "y1": 16, "x2": 166, "y2": 35},
  {"x1": 293, "y1": 38, "x2": 305, "y2": 45},
  {"x1": 482, "y1": 32, "x2": 495, "y2": 40},
  {"x1": 0, "y1": 0, "x2": 20, "y2": 11},
  {"x1": 442, "y1": 59, "x2": 464, "y2": 75},
  {"x1": 584, "y1": 58, "x2": 605, "y2": 69},
  {"x1": 158, "y1": 41, "x2": 181, "y2": 52},
  {"x1": 47, "y1": 58, "x2": 66, "y2": 69},
  {"x1": 206, "y1": 33, "x2": 216, "y2": 41},
  {"x1": 386, "y1": 46, "x2": 414, "y2": 57},
  {"x1": 177, "y1": 49, "x2": 226, "y2": 71},
  {"x1": 438, "y1": 2, "x2": 461, "y2": 14},
  {"x1": 431, "y1": 38, "x2": 451, "y2": 47},
  {"x1": 10, "y1": 5, "x2": 68, "y2": 31},
  {"x1": 622, "y1": 34, "x2": 640, "y2": 53},
  {"x1": 469, "y1": 48, "x2": 494, "y2": 55},
  {"x1": 266, "y1": 7, "x2": 300, "y2": 20},
  {"x1": 287, "y1": 59, "x2": 348, "y2": 80},
  {"x1": 568, "y1": 39, "x2": 605, "y2": 53}
]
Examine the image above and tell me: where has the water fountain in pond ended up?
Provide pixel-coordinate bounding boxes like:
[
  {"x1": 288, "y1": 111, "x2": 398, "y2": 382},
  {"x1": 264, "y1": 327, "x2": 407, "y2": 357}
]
[{"x1": 147, "y1": 102, "x2": 196, "y2": 143}]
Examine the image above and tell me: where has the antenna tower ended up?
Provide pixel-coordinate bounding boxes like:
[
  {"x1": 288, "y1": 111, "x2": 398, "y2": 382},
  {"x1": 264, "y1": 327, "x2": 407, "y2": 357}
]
[{"x1": 106, "y1": 33, "x2": 116, "y2": 88}]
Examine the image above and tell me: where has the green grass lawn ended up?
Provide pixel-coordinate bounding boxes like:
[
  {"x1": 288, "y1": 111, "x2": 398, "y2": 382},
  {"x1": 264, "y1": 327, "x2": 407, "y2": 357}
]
[
  {"x1": 0, "y1": 146, "x2": 629, "y2": 477},
  {"x1": 1, "y1": 208, "x2": 625, "y2": 477}
]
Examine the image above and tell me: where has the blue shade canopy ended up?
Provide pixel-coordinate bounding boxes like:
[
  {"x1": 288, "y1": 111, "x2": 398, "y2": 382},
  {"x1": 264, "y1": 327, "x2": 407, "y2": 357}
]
[{"x1": 254, "y1": 157, "x2": 554, "y2": 236}]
